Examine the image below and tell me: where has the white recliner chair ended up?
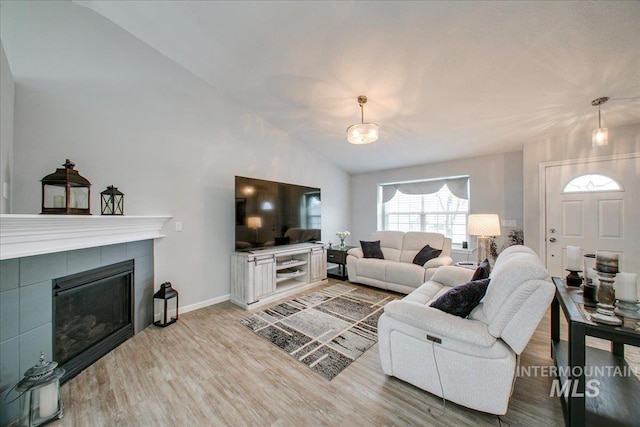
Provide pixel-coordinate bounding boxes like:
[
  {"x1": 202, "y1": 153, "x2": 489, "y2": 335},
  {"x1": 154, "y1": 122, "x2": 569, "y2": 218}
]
[{"x1": 377, "y1": 245, "x2": 555, "y2": 415}]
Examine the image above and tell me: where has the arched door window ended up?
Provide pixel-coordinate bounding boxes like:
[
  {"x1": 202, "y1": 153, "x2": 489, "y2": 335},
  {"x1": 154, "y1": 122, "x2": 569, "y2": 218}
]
[{"x1": 562, "y1": 174, "x2": 622, "y2": 193}]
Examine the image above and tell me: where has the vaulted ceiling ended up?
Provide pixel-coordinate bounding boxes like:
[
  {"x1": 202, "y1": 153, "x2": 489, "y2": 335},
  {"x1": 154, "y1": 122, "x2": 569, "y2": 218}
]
[{"x1": 25, "y1": 2, "x2": 640, "y2": 173}]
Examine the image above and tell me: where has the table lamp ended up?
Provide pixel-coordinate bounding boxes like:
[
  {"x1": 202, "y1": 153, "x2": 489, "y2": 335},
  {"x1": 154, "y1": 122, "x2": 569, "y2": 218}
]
[{"x1": 467, "y1": 214, "x2": 501, "y2": 265}]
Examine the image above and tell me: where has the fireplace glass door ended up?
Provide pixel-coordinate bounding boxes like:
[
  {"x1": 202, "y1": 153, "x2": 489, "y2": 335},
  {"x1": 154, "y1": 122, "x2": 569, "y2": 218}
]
[{"x1": 54, "y1": 260, "x2": 134, "y2": 382}]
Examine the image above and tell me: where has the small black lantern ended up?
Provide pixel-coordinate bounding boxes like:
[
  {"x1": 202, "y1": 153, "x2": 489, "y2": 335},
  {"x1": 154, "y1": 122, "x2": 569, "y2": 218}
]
[
  {"x1": 41, "y1": 159, "x2": 91, "y2": 215},
  {"x1": 153, "y1": 282, "x2": 179, "y2": 327},
  {"x1": 6, "y1": 352, "x2": 65, "y2": 427},
  {"x1": 100, "y1": 185, "x2": 124, "y2": 215}
]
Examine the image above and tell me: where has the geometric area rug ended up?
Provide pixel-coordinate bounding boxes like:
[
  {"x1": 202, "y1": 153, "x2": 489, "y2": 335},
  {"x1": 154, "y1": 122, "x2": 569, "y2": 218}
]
[{"x1": 238, "y1": 283, "x2": 396, "y2": 380}]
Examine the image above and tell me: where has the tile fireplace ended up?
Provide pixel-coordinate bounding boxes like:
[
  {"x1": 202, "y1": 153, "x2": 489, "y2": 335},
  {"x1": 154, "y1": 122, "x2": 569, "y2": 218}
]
[
  {"x1": 0, "y1": 214, "x2": 171, "y2": 426},
  {"x1": 54, "y1": 260, "x2": 134, "y2": 383}
]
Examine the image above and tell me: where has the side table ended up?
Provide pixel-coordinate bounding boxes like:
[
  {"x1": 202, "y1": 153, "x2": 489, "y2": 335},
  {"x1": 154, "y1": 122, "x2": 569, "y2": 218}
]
[
  {"x1": 326, "y1": 245, "x2": 355, "y2": 281},
  {"x1": 551, "y1": 276, "x2": 640, "y2": 426}
]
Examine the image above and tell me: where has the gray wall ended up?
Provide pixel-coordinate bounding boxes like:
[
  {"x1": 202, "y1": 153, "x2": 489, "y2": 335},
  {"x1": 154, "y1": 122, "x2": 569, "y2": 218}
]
[
  {"x1": 349, "y1": 151, "x2": 523, "y2": 251},
  {"x1": 0, "y1": 40, "x2": 14, "y2": 214},
  {"x1": 1, "y1": 1, "x2": 351, "y2": 311},
  {"x1": 0, "y1": 241, "x2": 154, "y2": 426},
  {"x1": 523, "y1": 122, "x2": 640, "y2": 256}
]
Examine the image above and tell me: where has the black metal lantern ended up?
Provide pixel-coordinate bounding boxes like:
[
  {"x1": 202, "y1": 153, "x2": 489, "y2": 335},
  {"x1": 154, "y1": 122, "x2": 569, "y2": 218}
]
[
  {"x1": 41, "y1": 159, "x2": 91, "y2": 215},
  {"x1": 153, "y1": 282, "x2": 179, "y2": 327},
  {"x1": 8, "y1": 353, "x2": 65, "y2": 427},
  {"x1": 100, "y1": 185, "x2": 124, "y2": 215}
]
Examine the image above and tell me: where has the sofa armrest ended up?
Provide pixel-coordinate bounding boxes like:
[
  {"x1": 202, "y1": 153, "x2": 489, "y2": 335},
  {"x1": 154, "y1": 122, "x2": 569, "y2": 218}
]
[
  {"x1": 347, "y1": 248, "x2": 363, "y2": 258},
  {"x1": 424, "y1": 255, "x2": 453, "y2": 268},
  {"x1": 384, "y1": 300, "x2": 496, "y2": 347},
  {"x1": 430, "y1": 265, "x2": 475, "y2": 287}
]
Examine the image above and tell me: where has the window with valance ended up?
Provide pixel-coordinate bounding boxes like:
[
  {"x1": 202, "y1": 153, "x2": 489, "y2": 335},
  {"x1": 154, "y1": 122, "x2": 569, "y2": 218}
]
[{"x1": 379, "y1": 176, "x2": 470, "y2": 243}]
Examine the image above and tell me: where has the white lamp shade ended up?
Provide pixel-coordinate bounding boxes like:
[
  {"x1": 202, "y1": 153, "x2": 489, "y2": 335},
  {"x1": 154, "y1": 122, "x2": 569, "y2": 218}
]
[
  {"x1": 592, "y1": 127, "x2": 608, "y2": 147},
  {"x1": 467, "y1": 214, "x2": 501, "y2": 237},
  {"x1": 347, "y1": 123, "x2": 379, "y2": 144},
  {"x1": 247, "y1": 216, "x2": 262, "y2": 228}
]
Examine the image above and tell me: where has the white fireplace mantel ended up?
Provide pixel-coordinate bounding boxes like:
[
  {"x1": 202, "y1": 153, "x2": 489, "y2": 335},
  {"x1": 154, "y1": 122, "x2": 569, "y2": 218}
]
[{"x1": 0, "y1": 214, "x2": 172, "y2": 260}]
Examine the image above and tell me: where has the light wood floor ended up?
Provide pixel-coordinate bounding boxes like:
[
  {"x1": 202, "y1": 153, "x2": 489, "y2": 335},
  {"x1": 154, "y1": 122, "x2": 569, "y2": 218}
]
[{"x1": 51, "y1": 280, "x2": 638, "y2": 427}]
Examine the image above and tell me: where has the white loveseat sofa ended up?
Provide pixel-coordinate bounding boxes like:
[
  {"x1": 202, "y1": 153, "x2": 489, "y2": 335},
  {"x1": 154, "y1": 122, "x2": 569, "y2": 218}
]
[
  {"x1": 346, "y1": 231, "x2": 453, "y2": 294},
  {"x1": 378, "y1": 245, "x2": 554, "y2": 415}
]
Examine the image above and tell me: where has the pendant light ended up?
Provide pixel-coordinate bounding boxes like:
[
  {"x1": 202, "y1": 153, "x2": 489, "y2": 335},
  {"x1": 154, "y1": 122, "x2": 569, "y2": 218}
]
[
  {"x1": 346, "y1": 95, "x2": 379, "y2": 144},
  {"x1": 591, "y1": 97, "x2": 609, "y2": 147}
]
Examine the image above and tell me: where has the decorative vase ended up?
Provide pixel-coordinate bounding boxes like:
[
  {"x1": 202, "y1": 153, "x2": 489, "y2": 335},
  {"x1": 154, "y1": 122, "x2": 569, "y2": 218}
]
[
  {"x1": 596, "y1": 272, "x2": 616, "y2": 308},
  {"x1": 592, "y1": 250, "x2": 621, "y2": 325},
  {"x1": 339, "y1": 237, "x2": 345, "y2": 248}
]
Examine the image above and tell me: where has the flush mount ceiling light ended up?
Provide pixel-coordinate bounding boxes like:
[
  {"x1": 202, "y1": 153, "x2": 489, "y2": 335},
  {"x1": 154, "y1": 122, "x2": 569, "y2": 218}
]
[
  {"x1": 591, "y1": 96, "x2": 609, "y2": 147},
  {"x1": 347, "y1": 95, "x2": 379, "y2": 144}
]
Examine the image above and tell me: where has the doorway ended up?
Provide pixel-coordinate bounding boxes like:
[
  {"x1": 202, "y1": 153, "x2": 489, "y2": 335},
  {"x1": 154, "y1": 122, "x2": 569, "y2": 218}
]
[{"x1": 541, "y1": 154, "x2": 639, "y2": 278}]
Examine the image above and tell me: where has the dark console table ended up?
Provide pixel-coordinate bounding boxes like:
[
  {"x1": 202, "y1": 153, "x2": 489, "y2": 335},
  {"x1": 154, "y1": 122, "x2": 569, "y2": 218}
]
[
  {"x1": 551, "y1": 277, "x2": 640, "y2": 426},
  {"x1": 326, "y1": 245, "x2": 355, "y2": 281}
]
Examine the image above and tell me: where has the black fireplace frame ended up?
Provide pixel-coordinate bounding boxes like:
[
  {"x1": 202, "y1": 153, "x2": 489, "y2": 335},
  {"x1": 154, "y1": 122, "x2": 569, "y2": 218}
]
[{"x1": 53, "y1": 260, "x2": 134, "y2": 384}]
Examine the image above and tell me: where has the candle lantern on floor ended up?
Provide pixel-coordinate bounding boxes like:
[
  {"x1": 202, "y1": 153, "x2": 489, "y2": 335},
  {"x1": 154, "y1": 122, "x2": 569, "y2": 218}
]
[
  {"x1": 9, "y1": 352, "x2": 65, "y2": 427},
  {"x1": 154, "y1": 282, "x2": 179, "y2": 327},
  {"x1": 41, "y1": 159, "x2": 91, "y2": 215},
  {"x1": 100, "y1": 185, "x2": 124, "y2": 215}
]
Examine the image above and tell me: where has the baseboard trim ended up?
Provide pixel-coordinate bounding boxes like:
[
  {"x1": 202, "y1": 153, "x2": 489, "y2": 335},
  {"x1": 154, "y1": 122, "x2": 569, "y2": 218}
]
[{"x1": 180, "y1": 294, "x2": 230, "y2": 314}]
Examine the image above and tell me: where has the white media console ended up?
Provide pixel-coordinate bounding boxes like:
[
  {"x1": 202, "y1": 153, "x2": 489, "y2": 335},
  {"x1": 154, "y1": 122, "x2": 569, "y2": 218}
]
[{"x1": 230, "y1": 243, "x2": 327, "y2": 309}]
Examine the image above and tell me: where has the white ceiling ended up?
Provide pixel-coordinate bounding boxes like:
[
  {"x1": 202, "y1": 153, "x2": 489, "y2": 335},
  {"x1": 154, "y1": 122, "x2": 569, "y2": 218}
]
[{"x1": 49, "y1": 1, "x2": 640, "y2": 173}]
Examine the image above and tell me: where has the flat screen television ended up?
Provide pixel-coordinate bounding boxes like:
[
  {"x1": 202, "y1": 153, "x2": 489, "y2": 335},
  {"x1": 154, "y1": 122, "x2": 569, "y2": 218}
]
[{"x1": 235, "y1": 176, "x2": 321, "y2": 251}]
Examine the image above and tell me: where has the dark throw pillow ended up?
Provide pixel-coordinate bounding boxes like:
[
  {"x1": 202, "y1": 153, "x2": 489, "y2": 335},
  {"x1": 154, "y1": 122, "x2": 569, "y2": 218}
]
[
  {"x1": 412, "y1": 244, "x2": 442, "y2": 266},
  {"x1": 471, "y1": 258, "x2": 491, "y2": 281},
  {"x1": 430, "y1": 278, "x2": 490, "y2": 318},
  {"x1": 360, "y1": 240, "x2": 384, "y2": 259}
]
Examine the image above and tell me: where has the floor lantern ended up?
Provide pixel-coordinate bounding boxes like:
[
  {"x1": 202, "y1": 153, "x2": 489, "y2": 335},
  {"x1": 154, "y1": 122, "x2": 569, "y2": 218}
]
[
  {"x1": 100, "y1": 185, "x2": 124, "y2": 215},
  {"x1": 154, "y1": 282, "x2": 179, "y2": 327},
  {"x1": 10, "y1": 353, "x2": 65, "y2": 426}
]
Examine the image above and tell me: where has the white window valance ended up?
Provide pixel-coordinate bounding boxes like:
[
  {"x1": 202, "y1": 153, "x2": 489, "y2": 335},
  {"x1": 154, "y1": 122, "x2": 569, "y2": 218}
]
[{"x1": 381, "y1": 176, "x2": 469, "y2": 203}]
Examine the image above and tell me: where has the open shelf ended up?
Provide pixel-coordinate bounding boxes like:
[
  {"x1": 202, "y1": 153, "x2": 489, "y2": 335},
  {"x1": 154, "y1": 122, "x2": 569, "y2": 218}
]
[
  {"x1": 275, "y1": 260, "x2": 307, "y2": 271},
  {"x1": 275, "y1": 253, "x2": 309, "y2": 287},
  {"x1": 553, "y1": 340, "x2": 640, "y2": 426},
  {"x1": 276, "y1": 270, "x2": 307, "y2": 283},
  {"x1": 274, "y1": 279, "x2": 309, "y2": 294}
]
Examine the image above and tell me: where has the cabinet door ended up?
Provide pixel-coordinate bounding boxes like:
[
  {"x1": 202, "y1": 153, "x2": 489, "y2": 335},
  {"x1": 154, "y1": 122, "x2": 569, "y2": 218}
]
[
  {"x1": 253, "y1": 257, "x2": 276, "y2": 299},
  {"x1": 310, "y1": 248, "x2": 327, "y2": 282}
]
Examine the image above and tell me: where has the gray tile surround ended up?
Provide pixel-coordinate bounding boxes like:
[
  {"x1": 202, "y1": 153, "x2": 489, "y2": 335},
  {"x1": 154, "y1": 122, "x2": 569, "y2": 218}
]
[
  {"x1": 0, "y1": 240, "x2": 154, "y2": 427},
  {"x1": 19, "y1": 281, "x2": 52, "y2": 334},
  {"x1": 0, "y1": 336, "x2": 20, "y2": 424},
  {"x1": 0, "y1": 289, "x2": 19, "y2": 342},
  {"x1": 67, "y1": 246, "x2": 101, "y2": 275},
  {"x1": 19, "y1": 252, "x2": 68, "y2": 287},
  {"x1": 0, "y1": 259, "x2": 18, "y2": 291}
]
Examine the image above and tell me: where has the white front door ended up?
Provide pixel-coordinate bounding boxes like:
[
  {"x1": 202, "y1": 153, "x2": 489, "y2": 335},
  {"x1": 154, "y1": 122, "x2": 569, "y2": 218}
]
[{"x1": 543, "y1": 155, "x2": 640, "y2": 278}]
